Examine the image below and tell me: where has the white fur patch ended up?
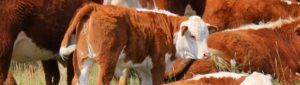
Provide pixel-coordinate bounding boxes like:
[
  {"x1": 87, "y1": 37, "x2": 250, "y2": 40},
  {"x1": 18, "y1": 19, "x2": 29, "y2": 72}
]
[
  {"x1": 78, "y1": 58, "x2": 94, "y2": 85},
  {"x1": 189, "y1": 72, "x2": 272, "y2": 85},
  {"x1": 164, "y1": 53, "x2": 173, "y2": 72},
  {"x1": 240, "y1": 72, "x2": 272, "y2": 85},
  {"x1": 59, "y1": 34, "x2": 77, "y2": 59},
  {"x1": 136, "y1": 8, "x2": 177, "y2": 16},
  {"x1": 87, "y1": 42, "x2": 96, "y2": 58},
  {"x1": 12, "y1": 31, "x2": 57, "y2": 62},
  {"x1": 175, "y1": 16, "x2": 210, "y2": 59},
  {"x1": 223, "y1": 17, "x2": 296, "y2": 32},
  {"x1": 104, "y1": 0, "x2": 143, "y2": 8},
  {"x1": 282, "y1": 0, "x2": 293, "y2": 5},
  {"x1": 59, "y1": 45, "x2": 76, "y2": 59},
  {"x1": 281, "y1": 0, "x2": 300, "y2": 5},
  {"x1": 190, "y1": 72, "x2": 247, "y2": 80}
]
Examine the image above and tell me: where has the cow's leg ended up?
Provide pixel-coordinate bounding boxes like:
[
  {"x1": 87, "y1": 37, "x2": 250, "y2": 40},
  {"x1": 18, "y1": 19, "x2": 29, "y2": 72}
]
[
  {"x1": 0, "y1": 17, "x2": 21, "y2": 85},
  {"x1": 5, "y1": 71, "x2": 17, "y2": 85},
  {"x1": 77, "y1": 58, "x2": 93, "y2": 85},
  {"x1": 42, "y1": 60, "x2": 60, "y2": 85},
  {"x1": 0, "y1": 13, "x2": 21, "y2": 85},
  {"x1": 151, "y1": 56, "x2": 166, "y2": 85},
  {"x1": 96, "y1": 56, "x2": 118, "y2": 85},
  {"x1": 118, "y1": 68, "x2": 129, "y2": 85},
  {"x1": 71, "y1": 50, "x2": 93, "y2": 85},
  {"x1": 72, "y1": 51, "x2": 80, "y2": 85},
  {"x1": 0, "y1": 42, "x2": 14, "y2": 85},
  {"x1": 67, "y1": 54, "x2": 74, "y2": 85},
  {"x1": 95, "y1": 46, "x2": 124, "y2": 85},
  {"x1": 0, "y1": 1, "x2": 33, "y2": 84}
]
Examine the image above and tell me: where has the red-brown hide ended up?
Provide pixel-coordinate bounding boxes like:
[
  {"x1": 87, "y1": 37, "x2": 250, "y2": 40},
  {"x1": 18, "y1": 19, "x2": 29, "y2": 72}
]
[{"x1": 0, "y1": 0, "x2": 102, "y2": 85}]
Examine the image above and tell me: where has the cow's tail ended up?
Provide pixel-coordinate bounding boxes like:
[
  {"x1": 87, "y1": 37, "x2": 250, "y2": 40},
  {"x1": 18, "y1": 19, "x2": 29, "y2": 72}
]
[{"x1": 59, "y1": 3, "x2": 97, "y2": 60}]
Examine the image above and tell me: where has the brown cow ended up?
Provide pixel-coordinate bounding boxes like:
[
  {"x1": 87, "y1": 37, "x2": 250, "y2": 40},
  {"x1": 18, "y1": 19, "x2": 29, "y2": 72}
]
[
  {"x1": 0, "y1": 0, "x2": 102, "y2": 85},
  {"x1": 202, "y1": 0, "x2": 300, "y2": 30},
  {"x1": 154, "y1": 0, "x2": 300, "y2": 30},
  {"x1": 59, "y1": 3, "x2": 215, "y2": 85},
  {"x1": 168, "y1": 17, "x2": 300, "y2": 84},
  {"x1": 166, "y1": 72, "x2": 272, "y2": 85}
]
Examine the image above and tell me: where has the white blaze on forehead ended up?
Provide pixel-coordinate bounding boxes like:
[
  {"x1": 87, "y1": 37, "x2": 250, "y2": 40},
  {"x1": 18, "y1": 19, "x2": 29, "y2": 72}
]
[
  {"x1": 180, "y1": 16, "x2": 209, "y2": 37},
  {"x1": 136, "y1": 8, "x2": 178, "y2": 16},
  {"x1": 190, "y1": 72, "x2": 247, "y2": 80},
  {"x1": 175, "y1": 16, "x2": 210, "y2": 59},
  {"x1": 240, "y1": 72, "x2": 272, "y2": 85}
]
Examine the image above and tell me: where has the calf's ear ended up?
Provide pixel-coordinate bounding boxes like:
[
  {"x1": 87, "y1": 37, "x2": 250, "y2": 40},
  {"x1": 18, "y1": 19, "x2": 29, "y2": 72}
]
[
  {"x1": 181, "y1": 26, "x2": 189, "y2": 36},
  {"x1": 207, "y1": 25, "x2": 219, "y2": 34}
]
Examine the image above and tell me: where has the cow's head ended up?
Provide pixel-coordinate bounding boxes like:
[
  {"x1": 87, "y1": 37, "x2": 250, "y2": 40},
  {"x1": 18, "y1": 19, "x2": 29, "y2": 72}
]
[{"x1": 175, "y1": 16, "x2": 217, "y2": 59}]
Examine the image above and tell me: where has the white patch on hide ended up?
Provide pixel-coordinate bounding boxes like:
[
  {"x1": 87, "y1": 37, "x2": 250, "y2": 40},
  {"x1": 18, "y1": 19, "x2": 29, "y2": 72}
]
[
  {"x1": 104, "y1": 0, "x2": 143, "y2": 8},
  {"x1": 12, "y1": 31, "x2": 57, "y2": 62},
  {"x1": 282, "y1": 0, "x2": 293, "y2": 5},
  {"x1": 190, "y1": 72, "x2": 247, "y2": 80},
  {"x1": 164, "y1": 53, "x2": 173, "y2": 72},
  {"x1": 224, "y1": 17, "x2": 297, "y2": 32},
  {"x1": 136, "y1": 8, "x2": 177, "y2": 16},
  {"x1": 87, "y1": 42, "x2": 96, "y2": 58},
  {"x1": 281, "y1": 0, "x2": 300, "y2": 5},
  {"x1": 78, "y1": 58, "x2": 94, "y2": 85},
  {"x1": 240, "y1": 72, "x2": 272, "y2": 85}
]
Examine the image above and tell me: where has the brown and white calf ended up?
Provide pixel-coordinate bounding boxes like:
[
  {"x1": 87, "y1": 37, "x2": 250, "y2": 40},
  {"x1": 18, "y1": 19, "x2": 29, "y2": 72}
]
[
  {"x1": 166, "y1": 72, "x2": 272, "y2": 85},
  {"x1": 167, "y1": 17, "x2": 300, "y2": 84},
  {"x1": 59, "y1": 3, "x2": 214, "y2": 85}
]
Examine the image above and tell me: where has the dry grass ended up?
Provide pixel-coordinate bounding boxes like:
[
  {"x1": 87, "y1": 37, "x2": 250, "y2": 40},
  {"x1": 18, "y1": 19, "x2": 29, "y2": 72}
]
[
  {"x1": 10, "y1": 61, "x2": 300, "y2": 85},
  {"x1": 9, "y1": 61, "x2": 140, "y2": 85}
]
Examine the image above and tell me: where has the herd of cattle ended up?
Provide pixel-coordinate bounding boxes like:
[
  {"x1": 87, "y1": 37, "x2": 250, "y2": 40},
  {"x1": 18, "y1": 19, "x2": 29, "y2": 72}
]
[{"x1": 0, "y1": 0, "x2": 300, "y2": 85}]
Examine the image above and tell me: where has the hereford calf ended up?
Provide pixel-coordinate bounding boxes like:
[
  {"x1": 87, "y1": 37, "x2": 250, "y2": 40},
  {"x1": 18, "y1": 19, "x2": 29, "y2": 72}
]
[
  {"x1": 167, "y1": 17, "x2": 300, "y2": 84},
  {"x1": 59, "y1": 3, "x2": 214, "y2": 85},
  {"x1": 166, "y1": 72, "x2": 272, "y2": 85}
]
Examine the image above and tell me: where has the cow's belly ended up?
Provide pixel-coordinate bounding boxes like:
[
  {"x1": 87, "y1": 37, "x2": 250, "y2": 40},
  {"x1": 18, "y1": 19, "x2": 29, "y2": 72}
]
[{"x1": 11, "y1": 31, "x2": 58, "y2": 62}]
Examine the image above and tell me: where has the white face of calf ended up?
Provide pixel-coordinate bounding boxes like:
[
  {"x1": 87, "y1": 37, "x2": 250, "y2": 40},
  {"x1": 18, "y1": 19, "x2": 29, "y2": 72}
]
[{"x1": 175, "y1": 16, "x2": 210, "y2": 59}]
